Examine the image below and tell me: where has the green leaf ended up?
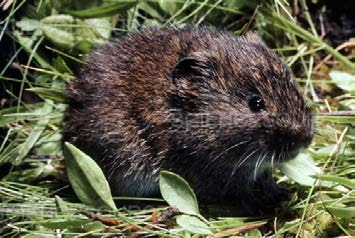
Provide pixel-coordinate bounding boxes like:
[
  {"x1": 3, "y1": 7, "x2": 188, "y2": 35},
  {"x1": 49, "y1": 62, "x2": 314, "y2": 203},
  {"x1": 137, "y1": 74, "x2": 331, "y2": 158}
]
[
  {"x1": 74, "y1": 18, "x2": 111, "y2": 51},
  {"x1": 55, "y1": 195, "x2": 70, "y2": 214},
  {"x1": 245, "y1": 228, "x2": 263, "y2": 237},
  {"x1": 317, "y1": 115, "x2": 355, "y2": 124},
  {"x1": 16, "y1": 18, "x2": 39, "y2": 31},
  {"x1": 52, "y1": 56, "x2": 75, "y2": 74},
  {"x1": 139, "y1": 2, "x2": 164, "y2": 21},
  {"x1": 63, "y1": 142, "x2": 117, "y2": 210},
  {"x1": 211, "y1": 217, "x2": 245, "y2": 228},
  {"x1": 35, "y1": 132, "x2": 62, "y2": 155},
  {"x1": 315, "y1": 174, "x2": 355, "y2": 189},
  {"x1": 327, "y1": 207, "x2": 355, "y2": 218},
  {"x1": 340, "y1": 98, "x2": 355, "y2": 111},
  {"x1": 27, "y1": 87, "x2": 66, "y2": 103},
  {"x1": 80, "y1": 221, "x2": 105, "y2": 232},
  {"x1": 4, "y1": 162, "x2": 48, "y2": 183},
  {"x1": 159, "y1": 0, "x2": 178, "y2": 16},
  {"x1": 40, "y1": 15, "x2": 76, "y2": 49},
  {"x1": 329, "y1": 71, "x2": 355, "y2": 92},
  {"x1": 17, "y1": 102, "x2": 52, "y2": 161},
  {"x1": 21, "y1": 234, "x2": 57, "y2": 238},
  {"x1": 176, "y1": 215, "x2": 212, "y2": 235},
  {"x1": 159, "y1": 170, "x2": 199, "y2": 216},
  {"x1": 84, "y1": 18, "x2": 112, "y2": 39},
  {"x1": 0, "y1": 102, "x2": 44, "y2": 127},
  {"x1": 68, "y1": 2, "x2": 136, "y2": 18},
  {"x1": 314, "y1": 143, "x2": 351, "y2": 158},
  {"x1": 39, "y1": 218, "x2": 91, "y2": 229},
  {"x1": 13, "y1": 30, "x2": 52, "y2": 69},
  {"x1": 280, "y1": 153, "x2": 332, "y2": 187},
  {"x1": 40, "y1": 14, "x2": 111, "y2": 52}
]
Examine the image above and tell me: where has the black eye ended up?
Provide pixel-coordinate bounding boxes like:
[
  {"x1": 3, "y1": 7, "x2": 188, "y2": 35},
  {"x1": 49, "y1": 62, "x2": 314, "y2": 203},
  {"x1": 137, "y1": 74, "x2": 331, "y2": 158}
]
[{"x1": 248, "y1": 95, "x2": 265, "y2": 112}]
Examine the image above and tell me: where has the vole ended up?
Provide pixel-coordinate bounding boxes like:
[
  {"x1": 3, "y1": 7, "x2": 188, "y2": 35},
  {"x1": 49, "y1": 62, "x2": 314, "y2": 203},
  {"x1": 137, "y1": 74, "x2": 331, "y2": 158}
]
[{"x1": 63, "y1": 27, "x2": 314, "y2": 214}]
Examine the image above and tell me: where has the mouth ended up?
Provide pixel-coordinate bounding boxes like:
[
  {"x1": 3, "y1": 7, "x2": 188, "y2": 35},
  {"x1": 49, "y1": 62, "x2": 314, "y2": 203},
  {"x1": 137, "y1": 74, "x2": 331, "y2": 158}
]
[
  {"x1": 266, "y1": 129, "x2": 313, "y2": 162},
  {"x1": 271, "y1": 139, "x2": 312, "y2": 163}
]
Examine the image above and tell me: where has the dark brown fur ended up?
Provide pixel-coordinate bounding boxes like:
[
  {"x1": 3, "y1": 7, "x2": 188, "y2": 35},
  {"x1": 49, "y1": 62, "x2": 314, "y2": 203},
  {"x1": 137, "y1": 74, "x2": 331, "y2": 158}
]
[{"x1": 63, "y1": 27, "x2": 314, "y2": 214}]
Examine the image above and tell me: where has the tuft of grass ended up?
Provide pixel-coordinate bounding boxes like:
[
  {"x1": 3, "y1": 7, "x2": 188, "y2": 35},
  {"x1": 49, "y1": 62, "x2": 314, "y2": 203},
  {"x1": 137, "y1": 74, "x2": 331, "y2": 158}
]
[{"x1": 0, "y1": 0, "x2": 354, "y2": 237}]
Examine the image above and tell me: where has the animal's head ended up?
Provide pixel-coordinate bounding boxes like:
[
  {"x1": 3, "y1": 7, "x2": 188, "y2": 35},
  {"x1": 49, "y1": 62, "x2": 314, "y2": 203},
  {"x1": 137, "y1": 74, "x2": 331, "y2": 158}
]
[{"x1": 168, "y1": 29, "x2": 314, "y2": 167}]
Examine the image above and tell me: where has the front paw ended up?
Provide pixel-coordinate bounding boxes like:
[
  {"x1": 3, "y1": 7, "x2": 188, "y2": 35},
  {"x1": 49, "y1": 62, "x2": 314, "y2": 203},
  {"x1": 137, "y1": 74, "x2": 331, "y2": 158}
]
[
  {"x1": 239, "y1": 191, "x2": 264, "y2": 215},
  {"x1": 262, "y1": 184, "x2": 291, "y2": 207},
  {"x1": 257, "y1": 171, "x2": 292, "y2": 208}
]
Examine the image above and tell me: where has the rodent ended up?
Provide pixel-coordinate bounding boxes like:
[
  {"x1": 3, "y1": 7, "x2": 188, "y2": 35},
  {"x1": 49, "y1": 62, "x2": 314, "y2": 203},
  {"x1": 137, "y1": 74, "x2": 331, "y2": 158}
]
[{"x1": 63, "y1": 27, "x2": 314, "y2": 214}]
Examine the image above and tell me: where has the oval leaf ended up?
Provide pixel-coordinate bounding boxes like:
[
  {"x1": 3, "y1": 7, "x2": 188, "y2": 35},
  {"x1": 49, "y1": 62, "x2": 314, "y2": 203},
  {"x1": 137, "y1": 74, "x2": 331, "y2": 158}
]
[
  {"x1": 63, "y1": 142, "x2": 116, "y2": 210},
  {"x1": 16, "y1": 18, "x2": 39, "y2": 31},
  {"x1": 40, "y1": 15, "x2": 76, "y2": 49},
  {"x1": 329, "y1": 70, "x2": 355, "y2": 92},
  {"x1": 176, "y1": 215, "x2": 212, "y2": 235},
  {"x1": 280, "y1": 153, "x2": 332, "y2": 187},
  {"x1": 159, "y1": 171, "x2": 199, "y2": 215}
]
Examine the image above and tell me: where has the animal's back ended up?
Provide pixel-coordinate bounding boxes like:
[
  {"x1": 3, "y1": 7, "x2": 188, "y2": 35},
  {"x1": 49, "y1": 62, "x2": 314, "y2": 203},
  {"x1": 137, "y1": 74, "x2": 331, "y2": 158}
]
[{"x1": 64, "y1": 27, "x2": 223, "y2": 195}]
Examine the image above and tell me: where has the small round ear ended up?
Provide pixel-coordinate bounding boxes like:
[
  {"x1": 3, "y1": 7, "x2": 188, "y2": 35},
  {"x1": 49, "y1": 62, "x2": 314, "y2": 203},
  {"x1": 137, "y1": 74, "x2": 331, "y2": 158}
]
[{"x1": 171, "y1": 53, "x2": 212, "y2": 81}]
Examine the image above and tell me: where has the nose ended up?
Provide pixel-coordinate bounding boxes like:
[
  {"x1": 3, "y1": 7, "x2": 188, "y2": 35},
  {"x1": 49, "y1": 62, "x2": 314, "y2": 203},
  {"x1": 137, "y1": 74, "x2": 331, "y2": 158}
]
[
  {"x1": 271, "y1": 126, "x2": 313, "y2": 154},
  {"x1": 292, "y1": 126, "x2": 313, "y2": 145},
  {"x1": 289, "y1": 136, "x2": 312, "y2": 153}
]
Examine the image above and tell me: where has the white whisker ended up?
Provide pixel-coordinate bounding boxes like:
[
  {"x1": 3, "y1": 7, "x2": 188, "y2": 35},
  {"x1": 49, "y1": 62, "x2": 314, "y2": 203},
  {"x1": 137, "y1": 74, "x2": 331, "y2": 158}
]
[
  {"x1": 229, "y1": 147, "x2": 259, "y2": 181},
  {"x1": 254, "y1": 151, "x2": 268, "y2": 181},
  {"x1": 200, "y1": 140, "x2": 249, "y2": 175},
  {"x1": 253, "y1": 152, "x2": 262, "y2": 181},
  {"x1": 271, "y1": 152, "x2": 275, "y2": 171}
]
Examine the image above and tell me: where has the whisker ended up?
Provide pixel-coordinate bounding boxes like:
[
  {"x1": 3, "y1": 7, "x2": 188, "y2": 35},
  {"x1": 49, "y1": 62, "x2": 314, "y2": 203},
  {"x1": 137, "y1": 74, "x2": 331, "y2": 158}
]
[
  {"x1": 271, "y1": 152, "x2": 275, "y2": 171},
  {"x1": 254, "y1": 151, "x2": 268, "y2": 181},
  {"x1": 285, "y1": 144, "x2": 290, "y2": 160},
  {"x1": 229, "y1": 147, "x2": 259, "y2": 180},
  {"x1": 214, "y1": 140, "x2": 249, "y2": 161},
  {"x1": 277, "y1": 146, "x2": 283, "y2": 164},
  {"x1": 223, "y1": 147, "x2": 258, "y2": 189},
  {"x1": 253, "y1": 151, "x2": 262, "y2": 181},
  {"x1": 200, "y1": 140, "x2": 249, "y2": 175}
]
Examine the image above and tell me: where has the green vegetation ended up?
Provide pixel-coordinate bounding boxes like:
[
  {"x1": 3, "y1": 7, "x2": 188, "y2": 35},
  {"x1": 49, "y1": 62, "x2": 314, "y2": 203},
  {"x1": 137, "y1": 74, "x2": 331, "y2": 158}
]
[{"x1": 0, "y1": 0, "x2": 354, "y2": 237}]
